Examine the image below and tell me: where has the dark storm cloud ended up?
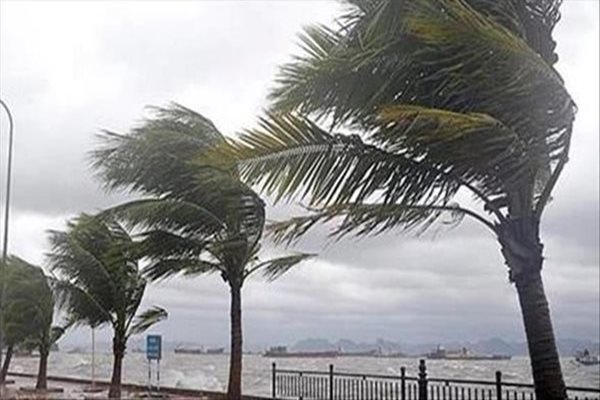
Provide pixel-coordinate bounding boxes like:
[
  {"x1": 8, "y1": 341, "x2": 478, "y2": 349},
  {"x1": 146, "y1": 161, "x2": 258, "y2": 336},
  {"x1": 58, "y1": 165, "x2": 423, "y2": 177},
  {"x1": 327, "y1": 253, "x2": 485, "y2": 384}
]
[{"x1": 0, "y1": 1, "x2": 342, "y2": 216}]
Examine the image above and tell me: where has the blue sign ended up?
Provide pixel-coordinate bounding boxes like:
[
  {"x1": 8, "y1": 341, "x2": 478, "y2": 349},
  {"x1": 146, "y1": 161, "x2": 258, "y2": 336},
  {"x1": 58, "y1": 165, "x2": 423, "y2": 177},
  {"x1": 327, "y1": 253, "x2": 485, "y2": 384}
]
[{"x1": 146, "y1": 335, "x2": 162, "y2": 360}]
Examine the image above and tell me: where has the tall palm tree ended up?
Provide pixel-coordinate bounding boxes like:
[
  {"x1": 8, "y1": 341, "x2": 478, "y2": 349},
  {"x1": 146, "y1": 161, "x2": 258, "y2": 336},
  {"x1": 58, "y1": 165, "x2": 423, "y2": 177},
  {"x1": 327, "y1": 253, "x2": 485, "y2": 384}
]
[
  {"x1": 49, "y1": 214, "x2": 167, "y2": 399},
  {"x1": 91, "y1": 104, "x2": 313, "y2": 400},
  {"x1": 0, "y1": 257, "x2": 64, "y2": 390},
  {"x1": 202, "y1": 1, "x2": 576, "y2": 398}
]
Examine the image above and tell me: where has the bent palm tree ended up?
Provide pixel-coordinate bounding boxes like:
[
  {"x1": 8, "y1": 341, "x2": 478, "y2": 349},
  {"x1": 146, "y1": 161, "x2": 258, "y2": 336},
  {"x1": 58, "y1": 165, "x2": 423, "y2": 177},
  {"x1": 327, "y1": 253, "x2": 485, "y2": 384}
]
[
  {"x1": 203, "y1": 1, "x2": 575, "y2": 398},
  {"x1": 0, "y1": 257, "x2": 36, "y2": 383},
  {"x1": 0, "y1": 257, "x2": 64, "y2": 390},
  {"x1": 91, "y1": 105, "x2": 312, "y2": 400},
  {"x1": 0, "y1": 257, "x2": 49, "y2": 383},
  {"x1": 49, "y1": 214, "x2": 167, "y2": 399}
]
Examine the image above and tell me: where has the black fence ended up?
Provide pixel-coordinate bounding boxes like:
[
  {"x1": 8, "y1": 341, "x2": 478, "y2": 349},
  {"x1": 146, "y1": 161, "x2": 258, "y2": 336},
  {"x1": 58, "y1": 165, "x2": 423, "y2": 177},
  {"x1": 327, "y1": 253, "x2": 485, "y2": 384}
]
[{"x1": 271, "y1": 360, "x2": 600, "y2": 400}]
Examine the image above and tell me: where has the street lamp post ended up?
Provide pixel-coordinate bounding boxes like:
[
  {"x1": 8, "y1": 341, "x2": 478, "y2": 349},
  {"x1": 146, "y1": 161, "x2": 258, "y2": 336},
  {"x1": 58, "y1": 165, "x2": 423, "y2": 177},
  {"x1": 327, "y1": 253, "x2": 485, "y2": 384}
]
[{"x1": 0, "y1": 98, "x2": 15, "y2": 377}]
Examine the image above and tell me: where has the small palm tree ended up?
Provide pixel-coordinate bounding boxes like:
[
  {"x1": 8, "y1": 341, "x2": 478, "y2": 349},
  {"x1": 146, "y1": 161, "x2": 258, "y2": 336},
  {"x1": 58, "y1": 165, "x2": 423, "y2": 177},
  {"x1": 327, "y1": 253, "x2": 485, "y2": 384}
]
[
  {"x1": 202, "y1": 1, "x2": 575, "y2": 398},
  {"x1": 0, "y1": 257, "x2": 64, "y2": 390},
  {"x1": 49, "y1": 214, "x2": 167, "y2": 399},
  {"x1": 0, "y1": 257, "x2": 45, "y2": 383},
  {"x1": 91, "y1": 104, "x2": 313, "y2": 400}
]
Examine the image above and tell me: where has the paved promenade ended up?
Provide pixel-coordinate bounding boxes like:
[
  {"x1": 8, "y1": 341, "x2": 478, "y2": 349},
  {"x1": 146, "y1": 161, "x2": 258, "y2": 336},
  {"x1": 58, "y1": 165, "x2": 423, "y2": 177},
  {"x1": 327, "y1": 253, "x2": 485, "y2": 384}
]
[{"x1": 3, "y1": 373, "x2": 269, "y2": 399}]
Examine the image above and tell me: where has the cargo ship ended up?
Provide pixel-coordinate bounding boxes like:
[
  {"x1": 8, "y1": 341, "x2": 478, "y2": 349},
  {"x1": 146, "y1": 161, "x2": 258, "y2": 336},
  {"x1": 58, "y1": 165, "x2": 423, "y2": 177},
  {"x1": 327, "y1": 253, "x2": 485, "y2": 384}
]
[
  {"x1": 264, "y1": 346, "x2": 339, "y2": 358},
  {"x1": 206, "y1": 347, "x2": 225, "y2": 354},
  {"x1": 174, "y1": 347, "x2": 225, "y2": 355},
  {"x1": 426, "y1": 346, "x2": 511, "y2": 361},
  {"x1": 174, "y1": 347, "x2": 204, "y2": 354}
]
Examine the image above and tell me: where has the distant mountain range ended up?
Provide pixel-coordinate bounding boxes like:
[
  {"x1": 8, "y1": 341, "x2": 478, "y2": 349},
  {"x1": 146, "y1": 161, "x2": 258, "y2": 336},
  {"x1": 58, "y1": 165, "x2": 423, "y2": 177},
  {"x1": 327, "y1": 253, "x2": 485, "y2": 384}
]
[
  {"x1": 290, "y1": 337, "x2": 600, "y2": 357},
  {"x1": 60, "y1": 336, "x2": 599, "y2": 356}
]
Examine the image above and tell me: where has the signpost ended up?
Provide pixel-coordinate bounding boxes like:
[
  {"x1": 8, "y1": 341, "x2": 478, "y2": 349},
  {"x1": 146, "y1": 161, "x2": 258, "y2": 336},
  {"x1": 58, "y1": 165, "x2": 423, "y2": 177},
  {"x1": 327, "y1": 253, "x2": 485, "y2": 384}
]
[
  {"x1": 146, "y1": 335, "x2": 162, "y2": 393},
  {"x1": 146, "y1": 335, "x2": 162, "y2": 360}
]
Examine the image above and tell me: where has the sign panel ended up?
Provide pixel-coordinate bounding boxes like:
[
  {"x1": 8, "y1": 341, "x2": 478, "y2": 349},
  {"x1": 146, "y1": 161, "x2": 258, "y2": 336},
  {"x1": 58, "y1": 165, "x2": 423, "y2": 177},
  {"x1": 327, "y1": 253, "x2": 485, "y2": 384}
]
[{"x1": 146, "y1": 334, "x2": 162, "y2": 360}]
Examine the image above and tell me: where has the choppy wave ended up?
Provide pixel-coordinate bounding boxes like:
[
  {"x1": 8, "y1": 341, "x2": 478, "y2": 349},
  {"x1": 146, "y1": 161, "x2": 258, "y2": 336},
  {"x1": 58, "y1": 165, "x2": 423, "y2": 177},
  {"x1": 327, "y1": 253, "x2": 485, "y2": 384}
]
[{"x1": 9, "y1": 353, "x2": 600, "y2": 397}]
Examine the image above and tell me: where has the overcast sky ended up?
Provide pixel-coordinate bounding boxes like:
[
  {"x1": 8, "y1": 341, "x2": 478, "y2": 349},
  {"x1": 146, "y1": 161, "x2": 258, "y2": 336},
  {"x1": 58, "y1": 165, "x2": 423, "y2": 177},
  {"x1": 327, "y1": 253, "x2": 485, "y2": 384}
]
[{"x1": 0, "y1": 0, "x2": 598, "y2": 349}]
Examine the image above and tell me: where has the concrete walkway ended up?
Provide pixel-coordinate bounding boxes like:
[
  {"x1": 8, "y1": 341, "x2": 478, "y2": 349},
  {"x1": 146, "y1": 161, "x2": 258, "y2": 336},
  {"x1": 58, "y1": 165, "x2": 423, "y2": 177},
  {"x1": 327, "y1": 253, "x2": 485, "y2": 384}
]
[{"x1": 4, "y1": 373, "x2": 269, "y2": 399}]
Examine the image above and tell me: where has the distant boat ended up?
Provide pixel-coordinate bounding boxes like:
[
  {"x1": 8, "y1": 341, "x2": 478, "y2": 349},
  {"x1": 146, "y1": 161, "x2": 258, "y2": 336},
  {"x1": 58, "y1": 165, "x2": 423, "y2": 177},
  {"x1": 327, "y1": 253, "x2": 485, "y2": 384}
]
[
  {"x1": 575, "y1": 350, "x2": 599, "y2": 366},
  {"x1": 174, "y1": 346, "x2": 225, "y2": 355},
  {"x1": 426, "y1": 346, "x2": 511, "y2": 361},
  {"x1": 206, "y1": 347, "x2": 225, "y2": 355},
  {"x1": 264, "y1": 346, "x2": 339, "y2": 358},
  {"x1": 337, "y1": 348, "x2": 406, "y2": 358},
  {"x1": 174, "y1": 347, "x2": 204, "y2": 354}
]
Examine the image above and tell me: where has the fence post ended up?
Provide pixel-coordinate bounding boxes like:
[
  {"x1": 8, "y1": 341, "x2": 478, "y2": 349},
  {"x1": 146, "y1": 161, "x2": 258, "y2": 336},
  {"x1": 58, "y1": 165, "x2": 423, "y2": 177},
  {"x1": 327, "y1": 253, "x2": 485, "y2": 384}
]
[
  {"x1": 400, "y1": 366, "x2": 406, "y2": 400},
  {"x1": 495, "y1": 371, "x2": 502, "y2": 400},
  {"x1": 418, "y1": 359, "x2": 428, "y2": 400},
  {"x1": 329, "y1": 364, "x2": 334, "y2": 400},
  {"x1": 272, "y1": 363, "x2": 276, "y2": 399}
]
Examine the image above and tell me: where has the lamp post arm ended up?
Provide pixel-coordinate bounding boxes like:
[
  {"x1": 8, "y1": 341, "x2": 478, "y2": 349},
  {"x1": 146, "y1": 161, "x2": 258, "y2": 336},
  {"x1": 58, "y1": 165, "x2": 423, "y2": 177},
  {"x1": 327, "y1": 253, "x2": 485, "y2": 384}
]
[{"x1": 0, "y1": 99, "x2": 14, "y2": 263}]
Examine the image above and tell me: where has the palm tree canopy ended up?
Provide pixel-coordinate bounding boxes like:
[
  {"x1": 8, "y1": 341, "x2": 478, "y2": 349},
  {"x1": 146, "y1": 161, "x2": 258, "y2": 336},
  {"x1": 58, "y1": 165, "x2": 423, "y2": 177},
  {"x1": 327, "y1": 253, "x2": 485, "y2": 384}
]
[
  {"x1": 49, "y1": 214, "x2": 167, "y2": 337},
  {"x1": 1, "y1": 257, "x2": 54, "y2": 346},
  {"x1": 92, "y1": 104, "x2": 313, "y2": 287},
  {"x1": 202, "y1": 0, "x2": 575, "y2": 240}
]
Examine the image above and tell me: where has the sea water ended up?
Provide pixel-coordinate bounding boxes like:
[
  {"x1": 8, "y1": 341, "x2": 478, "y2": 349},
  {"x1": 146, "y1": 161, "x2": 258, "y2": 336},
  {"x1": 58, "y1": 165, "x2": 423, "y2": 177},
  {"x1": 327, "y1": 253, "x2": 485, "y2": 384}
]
[{"x1": 9, "y1": 353, "x2": 600, "y2": 396}]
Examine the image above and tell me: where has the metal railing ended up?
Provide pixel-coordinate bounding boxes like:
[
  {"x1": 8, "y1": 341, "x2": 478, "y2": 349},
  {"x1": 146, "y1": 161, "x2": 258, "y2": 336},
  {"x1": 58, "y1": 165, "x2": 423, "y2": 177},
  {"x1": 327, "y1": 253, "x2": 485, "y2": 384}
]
[{"x1": 271, "y1": 360, "x2": 600, "y2": 400}]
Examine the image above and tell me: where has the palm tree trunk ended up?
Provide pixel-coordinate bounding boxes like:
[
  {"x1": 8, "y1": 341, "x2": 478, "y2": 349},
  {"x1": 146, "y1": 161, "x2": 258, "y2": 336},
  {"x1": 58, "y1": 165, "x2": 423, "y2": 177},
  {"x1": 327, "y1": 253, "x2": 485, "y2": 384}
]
[
  {"x1": 500, "y1": 217, "x2": 567, "y2": 399},
  {"x1": 108, "y1": 336, "x2": 126, "y2": 399},
  {"x1": 0, "y1": 344, "x2": 13, "y2": 382},
  {"x1": 227, "y1": 284, "x2": 243, "y2": 400},
  {"x1": 515, "y1": 271, "x2": 566, "y2": 399},
  {"x1": 35, "y1": 350, "x2": 49, "y2": 390}
]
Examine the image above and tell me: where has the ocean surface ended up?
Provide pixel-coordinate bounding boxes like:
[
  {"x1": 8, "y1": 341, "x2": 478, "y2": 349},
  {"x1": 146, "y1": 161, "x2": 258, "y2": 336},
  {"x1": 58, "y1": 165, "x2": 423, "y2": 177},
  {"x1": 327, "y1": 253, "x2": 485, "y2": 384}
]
[{"x1": 9, "y1": 353, "x2": 600, "y2": 397}]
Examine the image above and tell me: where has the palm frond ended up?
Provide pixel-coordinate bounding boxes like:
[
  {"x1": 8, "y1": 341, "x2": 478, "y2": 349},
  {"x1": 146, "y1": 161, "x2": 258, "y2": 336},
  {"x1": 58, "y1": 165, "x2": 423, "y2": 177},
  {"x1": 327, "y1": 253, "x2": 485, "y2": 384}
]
[
  {"x1": 268, "y1": 0, "x2": 575, "y2": 200},
  {"x1": 461, "y1": 0, "x2": 562, "y2": 64},
  {"x1": 246, "y1": 253, "x2": 315, "y2": 281},
  {"x1": 128, "y1": 306, "x2": 168, "y2": 336},
  {"x1": 50, "y1": 278, "x2": 113, "y2": 328},
  {"x1": 143, "y1": 258, "x2": 221, "y2": 281},
  {"x1": 101, "y1": 198, "x2": 226, "y2": 237},
  {"x1": 93, "y1": 103, "x2": 270, "y2": 285},
  {"x1": 48, "y1": 214, "x2": 140, "y2": 313},
  {"x1": 207, "y1": 113, "x2": 470, "y2": 209},
  {"x1": 48, "y1": 230, "x2": 118, "y2": 305},
  {"x1": 377, "y1": 105, "x2": 529, "y2": 196},
  {"x1": 91, "y1": 103, "x2": 225, "y2": 199},
  {"x1": 136, "y1": 230, "x2": 207, "y2": 259},
  {"x1": 512, "y1": 0, "x2": 563, "y2": 64},
  {"x1": 267, "y1": 202, "x2": 482, "y2": 245},
  {"x1": 49, "y1": 326, "x2": 66, "y2": 344}
]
